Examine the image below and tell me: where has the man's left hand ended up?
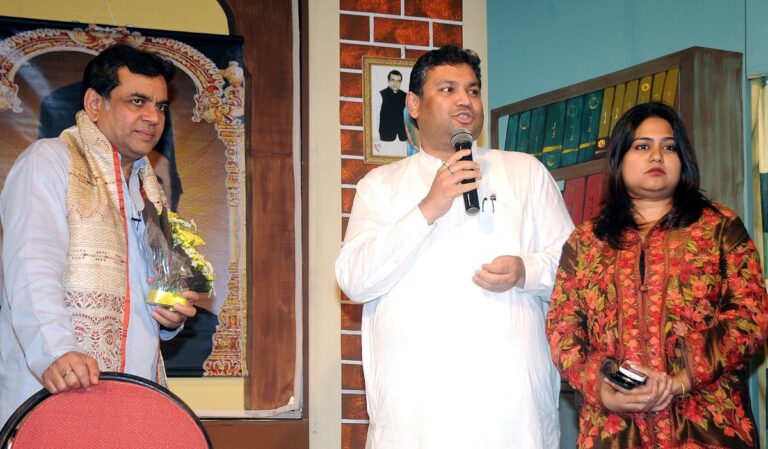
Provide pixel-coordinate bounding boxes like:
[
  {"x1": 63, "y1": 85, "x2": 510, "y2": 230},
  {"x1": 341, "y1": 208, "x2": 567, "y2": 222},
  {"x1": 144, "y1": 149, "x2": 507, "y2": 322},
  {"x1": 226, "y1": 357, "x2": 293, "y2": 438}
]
[
  {"x1": 473, "y1": 255, "x2": 525, "y2": 292},
  {"x1": 152, "y1": 290, "x2": 198, "y2": 329}
]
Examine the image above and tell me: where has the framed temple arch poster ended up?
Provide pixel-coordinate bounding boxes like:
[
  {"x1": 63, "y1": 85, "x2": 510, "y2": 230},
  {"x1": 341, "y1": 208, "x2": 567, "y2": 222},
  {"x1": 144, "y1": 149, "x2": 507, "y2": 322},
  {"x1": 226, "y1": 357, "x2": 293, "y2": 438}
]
[{"x1": 0, "y1": 17, "x2": 247, "y2": 380}]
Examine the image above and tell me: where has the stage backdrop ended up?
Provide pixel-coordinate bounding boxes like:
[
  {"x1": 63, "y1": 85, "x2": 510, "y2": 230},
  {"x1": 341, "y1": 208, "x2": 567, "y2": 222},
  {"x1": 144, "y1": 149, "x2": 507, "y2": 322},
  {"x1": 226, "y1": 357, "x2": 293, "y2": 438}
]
[{"x1": 0, "y1": 17, "x2": 246, "y2": 378}]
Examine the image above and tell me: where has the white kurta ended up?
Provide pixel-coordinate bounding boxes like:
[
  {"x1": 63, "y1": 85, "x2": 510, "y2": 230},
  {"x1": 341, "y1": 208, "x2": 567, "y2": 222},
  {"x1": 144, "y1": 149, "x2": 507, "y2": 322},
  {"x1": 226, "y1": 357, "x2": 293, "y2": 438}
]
[
  {"x1": 0, "y1": 138, "x2": 178, "y2": 426},
  {"x1": 336, "y1": 147, "x2": 574, "y2": 449}
]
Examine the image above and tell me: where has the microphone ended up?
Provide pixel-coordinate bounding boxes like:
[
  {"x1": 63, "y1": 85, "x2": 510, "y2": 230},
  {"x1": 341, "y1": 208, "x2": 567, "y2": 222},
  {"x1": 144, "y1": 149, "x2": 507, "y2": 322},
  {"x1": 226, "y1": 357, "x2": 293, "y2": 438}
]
[{"x1": 450, "y1": 128, "x2": 480, "y2": 215}]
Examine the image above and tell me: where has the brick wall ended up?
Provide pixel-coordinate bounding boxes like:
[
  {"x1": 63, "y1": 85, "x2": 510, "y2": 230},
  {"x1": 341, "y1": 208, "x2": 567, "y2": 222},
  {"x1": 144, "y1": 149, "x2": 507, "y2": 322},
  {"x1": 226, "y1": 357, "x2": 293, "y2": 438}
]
[{"x1": 338, "y1": 1, "x2": 463, "y2": 448}]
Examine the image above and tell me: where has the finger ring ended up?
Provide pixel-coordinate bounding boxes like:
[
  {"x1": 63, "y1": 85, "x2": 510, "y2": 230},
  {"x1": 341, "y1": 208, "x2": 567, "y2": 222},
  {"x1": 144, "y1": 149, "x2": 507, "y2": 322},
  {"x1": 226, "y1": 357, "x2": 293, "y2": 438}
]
[
  {"x1": 442, "y1": 161, "x2": 454, "y2": 174},
  {"x1": 62, "y1": 370, "x2": 71, "y2": 378}
]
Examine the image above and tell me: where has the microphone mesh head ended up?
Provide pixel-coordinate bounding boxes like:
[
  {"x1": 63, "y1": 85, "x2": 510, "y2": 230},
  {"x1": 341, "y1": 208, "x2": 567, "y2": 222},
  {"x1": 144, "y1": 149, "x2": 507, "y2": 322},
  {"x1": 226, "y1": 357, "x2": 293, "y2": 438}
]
[{"x1": 450, "y1": 128, "x2": 473, "y2": 148}]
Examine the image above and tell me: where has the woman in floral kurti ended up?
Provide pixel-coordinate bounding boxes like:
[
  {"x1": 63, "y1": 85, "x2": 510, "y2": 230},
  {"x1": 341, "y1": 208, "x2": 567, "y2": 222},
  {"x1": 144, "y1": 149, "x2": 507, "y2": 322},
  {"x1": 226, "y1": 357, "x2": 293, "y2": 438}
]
[{"x1": 547, "y1": 102, "x2": 768, "y2": 449}]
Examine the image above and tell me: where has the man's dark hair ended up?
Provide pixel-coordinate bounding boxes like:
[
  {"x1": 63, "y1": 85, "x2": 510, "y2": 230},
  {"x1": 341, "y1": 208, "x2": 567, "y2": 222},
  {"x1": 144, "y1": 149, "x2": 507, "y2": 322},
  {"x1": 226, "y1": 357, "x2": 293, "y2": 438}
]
[
  {"x1": 81, "y1": 44, "x2": 175, "y2": 103},
  {"x1": 594, "y1": 101, "x2": 714, "y2": 249},
  {"x1": 408, "y1": 46, "x2": 481, "y2": 98},
  {"x1": 387, "y1": 70, "x2": 403, "y2": 82}
]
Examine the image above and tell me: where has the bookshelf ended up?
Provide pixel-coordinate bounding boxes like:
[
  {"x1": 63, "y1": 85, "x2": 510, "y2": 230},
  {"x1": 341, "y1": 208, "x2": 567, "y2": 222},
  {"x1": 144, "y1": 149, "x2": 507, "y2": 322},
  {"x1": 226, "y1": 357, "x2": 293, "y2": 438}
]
[{"x1": 490, "y1": 46, "x2": 744, "y2": 219}]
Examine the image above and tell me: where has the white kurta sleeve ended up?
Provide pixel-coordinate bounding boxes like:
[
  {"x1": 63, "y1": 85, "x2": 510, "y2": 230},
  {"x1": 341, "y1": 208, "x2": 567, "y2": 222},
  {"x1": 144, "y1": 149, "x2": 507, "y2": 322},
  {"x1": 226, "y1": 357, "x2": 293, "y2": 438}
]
[
  {"x1": 517, "y1": 163, "x2": 574, "y2": 300},
  {"x1": 1, "y1": 142, "x2": 80, "y2": 380},
  {"x1": 335, "y1": 170, "x2": 434, "y2": 303}
]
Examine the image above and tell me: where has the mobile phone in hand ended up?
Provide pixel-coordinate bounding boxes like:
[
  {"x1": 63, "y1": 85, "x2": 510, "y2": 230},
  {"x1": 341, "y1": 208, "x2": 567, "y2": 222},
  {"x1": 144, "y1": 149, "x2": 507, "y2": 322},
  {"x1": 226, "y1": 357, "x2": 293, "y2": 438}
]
[
  {"x1": 602, "y1": 361, "x2": 648, "y2": 390},
  {"x1": 618, "y1": 364, "x2": 647, "y2": 387}
]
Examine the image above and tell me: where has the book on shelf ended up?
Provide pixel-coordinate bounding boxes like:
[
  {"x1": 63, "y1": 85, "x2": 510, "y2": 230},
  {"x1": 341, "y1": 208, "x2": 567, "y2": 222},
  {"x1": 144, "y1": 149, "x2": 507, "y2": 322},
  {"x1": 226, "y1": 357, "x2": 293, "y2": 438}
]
[
  {"x1": 577, "y1": 90, "x2": 602, "y2": 163},
  {"x1": 637, "y1": 75, "x2": 653, "y2": 104},
  {"x1": 622, "y1": 79, "x2": 639, "y2": 114},
  {"x1": 662, "y1": 67, "x2": 679, "y2": 106},
  {"x1": 594, "y1": 86, "x2": 615, "y2": 159},
  {"x1": 528, "y1": 106, "x2": 547, "y2": 159},
  {"x1": 562, "y1": 176, "x2": 586, "y2": 225},
  {"x1": 651, "y1": 70, "x2": 666, "y2": 102},
  {"x1": 541, "y1": 101, "x2": 567, "y2": 169},
  {"x1": 582, "y1": 172, "x2": 605, "y2": 222},
  {"x1": 504, "y1": 113, "x2": 519, "y2": 151},
  {"x1": 560, "y1": 96, "x2": 584, "y2": 167},
  {"x1": 609, "y1": 82, "x2": 626, "y2": 133},
  {"x1": 516, "y1": 110, "x2": 531, "y2": 153}
]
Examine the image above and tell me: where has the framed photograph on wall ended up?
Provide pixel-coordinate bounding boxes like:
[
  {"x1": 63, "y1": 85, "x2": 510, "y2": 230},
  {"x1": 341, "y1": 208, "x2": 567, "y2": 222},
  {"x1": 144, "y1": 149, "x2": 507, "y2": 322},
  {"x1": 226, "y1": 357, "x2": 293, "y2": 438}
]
[{"x1": 363, "y1": 56, "x2": 419, "y2": 164}]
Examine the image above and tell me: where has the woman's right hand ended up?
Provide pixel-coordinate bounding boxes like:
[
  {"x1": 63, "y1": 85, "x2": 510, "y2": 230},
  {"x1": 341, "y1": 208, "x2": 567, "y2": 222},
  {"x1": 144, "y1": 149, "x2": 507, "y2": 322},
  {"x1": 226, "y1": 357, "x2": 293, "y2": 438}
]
[{"x1": 599, "y1": 364, "x2": 674, "y2": 413}]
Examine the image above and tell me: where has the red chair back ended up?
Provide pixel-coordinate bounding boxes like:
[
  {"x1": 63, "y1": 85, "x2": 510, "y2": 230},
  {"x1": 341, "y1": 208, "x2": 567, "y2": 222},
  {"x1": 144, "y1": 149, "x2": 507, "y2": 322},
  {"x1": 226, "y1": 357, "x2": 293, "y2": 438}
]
[{"x1": 0, "y1": 372, "x2": 212, "y2": 448}]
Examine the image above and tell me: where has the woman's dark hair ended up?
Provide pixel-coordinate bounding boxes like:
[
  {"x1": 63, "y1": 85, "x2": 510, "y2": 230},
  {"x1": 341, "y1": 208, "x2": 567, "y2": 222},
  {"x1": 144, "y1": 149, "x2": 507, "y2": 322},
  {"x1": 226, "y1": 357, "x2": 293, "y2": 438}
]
[
  {"x1": 82, "y1": 44, "x2": 175, "y2": 103},
  {"x1": 593, "y1": 101, "x2": 713, "y2": 248},
  {"x1": 408, "y1": 45, "x2": 481, "y2": 98}
]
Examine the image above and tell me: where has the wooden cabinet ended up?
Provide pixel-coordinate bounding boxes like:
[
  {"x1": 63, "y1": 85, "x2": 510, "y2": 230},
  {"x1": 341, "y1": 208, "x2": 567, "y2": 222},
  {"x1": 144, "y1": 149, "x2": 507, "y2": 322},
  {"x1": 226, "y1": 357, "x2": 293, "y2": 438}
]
[{"x1": 490, "y1": 46, "x2": 744, "y2": 218}]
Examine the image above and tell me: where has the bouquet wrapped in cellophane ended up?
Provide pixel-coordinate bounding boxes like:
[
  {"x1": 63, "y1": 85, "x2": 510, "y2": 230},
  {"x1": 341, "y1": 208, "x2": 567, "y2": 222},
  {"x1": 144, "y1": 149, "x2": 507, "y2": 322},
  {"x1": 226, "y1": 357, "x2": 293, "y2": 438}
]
[{"x1": 143, "y1": 201, "x2": 215, "y2": 308}]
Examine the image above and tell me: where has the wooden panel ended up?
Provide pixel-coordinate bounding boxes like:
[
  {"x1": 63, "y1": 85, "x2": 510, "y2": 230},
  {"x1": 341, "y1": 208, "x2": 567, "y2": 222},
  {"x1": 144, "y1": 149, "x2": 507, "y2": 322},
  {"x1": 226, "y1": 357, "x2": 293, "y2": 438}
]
[
  {"x1": 204, "y1": 419, "x2": 309, "y2": 449},
  {"x1": 687, "y1": 50, "x2": 744, "y2": 219},
  {"x1": 224, "y1": 0, "x2": 299, "y2": 413},
  {"x1": 247, "y1": 154, "x2": 297, "y2": 408},
  {"x1": 550, "y1": 158, "x2": 607, "y2": 181}
]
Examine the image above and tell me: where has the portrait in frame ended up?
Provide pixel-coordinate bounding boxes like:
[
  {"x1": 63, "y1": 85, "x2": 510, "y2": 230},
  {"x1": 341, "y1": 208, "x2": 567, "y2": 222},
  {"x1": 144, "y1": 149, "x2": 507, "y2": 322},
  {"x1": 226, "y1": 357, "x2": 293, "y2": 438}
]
[
  {"x1": 0, "y1": 17, "x2": 247, "y2": 379},
  {"x1": 363, "y1": 56, "x2": 420, "y2": 164}
]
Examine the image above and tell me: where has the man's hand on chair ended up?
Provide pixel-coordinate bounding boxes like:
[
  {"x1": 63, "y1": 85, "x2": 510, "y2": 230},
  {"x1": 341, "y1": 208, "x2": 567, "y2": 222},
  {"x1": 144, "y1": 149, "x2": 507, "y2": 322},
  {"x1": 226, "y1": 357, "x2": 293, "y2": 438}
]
[{"x1": 42, "y1": 351, "x2": 100, "y2": 394}]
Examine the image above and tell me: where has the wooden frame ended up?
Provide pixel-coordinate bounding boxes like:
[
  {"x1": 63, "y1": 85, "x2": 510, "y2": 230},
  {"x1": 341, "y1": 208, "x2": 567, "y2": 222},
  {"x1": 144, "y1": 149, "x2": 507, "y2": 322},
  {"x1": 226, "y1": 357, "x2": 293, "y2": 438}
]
[{"x1": 362, "y1": 56, "x2": 417, "y2": 164}]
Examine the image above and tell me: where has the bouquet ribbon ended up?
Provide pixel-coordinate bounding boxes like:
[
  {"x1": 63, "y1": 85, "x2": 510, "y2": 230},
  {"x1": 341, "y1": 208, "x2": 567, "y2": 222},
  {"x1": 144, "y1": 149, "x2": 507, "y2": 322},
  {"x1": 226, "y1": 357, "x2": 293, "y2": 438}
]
[{"x1": 146, "y1": 289, "x2": 188, "y2": 307}]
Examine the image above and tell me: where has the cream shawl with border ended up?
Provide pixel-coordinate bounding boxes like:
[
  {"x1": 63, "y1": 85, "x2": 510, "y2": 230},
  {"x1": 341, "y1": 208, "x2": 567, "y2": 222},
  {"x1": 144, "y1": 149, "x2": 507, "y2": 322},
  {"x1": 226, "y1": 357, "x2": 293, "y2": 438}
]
[{"x1": 59, "y1": 111, "x2": 166, "y2": 377}]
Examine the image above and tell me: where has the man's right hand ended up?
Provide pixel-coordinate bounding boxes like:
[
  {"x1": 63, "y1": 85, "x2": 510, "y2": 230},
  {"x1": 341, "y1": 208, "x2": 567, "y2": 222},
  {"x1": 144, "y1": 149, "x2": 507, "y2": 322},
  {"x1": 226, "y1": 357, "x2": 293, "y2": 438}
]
[
  {"x1": 419, "y1": 149, "x2": 481, "y2": 225},
  {"x1": 41, "y1": 351, "x2": 100, "y2": 394}
]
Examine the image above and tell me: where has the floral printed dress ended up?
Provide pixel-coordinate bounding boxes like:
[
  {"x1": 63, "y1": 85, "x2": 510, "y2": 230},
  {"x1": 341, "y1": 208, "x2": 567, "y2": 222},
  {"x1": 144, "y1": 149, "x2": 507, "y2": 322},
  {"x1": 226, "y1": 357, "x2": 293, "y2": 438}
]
[{"x1": 547, "y1": 204, "x2": 768, "y2": 449}]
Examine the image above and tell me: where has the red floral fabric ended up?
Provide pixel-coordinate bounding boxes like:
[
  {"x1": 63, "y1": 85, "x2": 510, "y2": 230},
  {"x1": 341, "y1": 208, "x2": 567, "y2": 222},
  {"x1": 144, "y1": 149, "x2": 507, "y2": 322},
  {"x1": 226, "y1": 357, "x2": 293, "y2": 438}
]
[{"x1": 547, "y1": 205, "x2": 768, "y2": 449}]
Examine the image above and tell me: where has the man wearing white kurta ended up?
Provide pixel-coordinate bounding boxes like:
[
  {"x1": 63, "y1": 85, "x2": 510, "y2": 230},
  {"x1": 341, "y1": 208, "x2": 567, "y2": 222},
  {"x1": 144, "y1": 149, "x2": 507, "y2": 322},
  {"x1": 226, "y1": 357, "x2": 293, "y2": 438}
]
[
  {"x1": 336, "y1": 46, "x2": 573, "y2": 449},
  {"x1": 0, "y1": 45, "x2": 197, "y2": 427}
]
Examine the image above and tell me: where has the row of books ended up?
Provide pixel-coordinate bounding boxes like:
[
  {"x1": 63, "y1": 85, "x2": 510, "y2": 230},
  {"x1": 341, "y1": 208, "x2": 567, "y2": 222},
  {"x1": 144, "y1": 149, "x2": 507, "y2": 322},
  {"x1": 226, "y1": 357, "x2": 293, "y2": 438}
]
[
  {"x1": 559, "y1": 172, "x2": 604, "y2": 226},
  {"x1": 502, "y1": 67, "x2": 679, "y2": 170}
]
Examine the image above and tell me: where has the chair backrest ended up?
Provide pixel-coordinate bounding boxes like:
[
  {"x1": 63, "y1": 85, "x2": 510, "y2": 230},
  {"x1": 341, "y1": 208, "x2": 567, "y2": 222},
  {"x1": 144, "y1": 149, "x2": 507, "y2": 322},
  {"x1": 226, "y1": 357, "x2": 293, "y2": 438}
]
[{"x1": 0, "y1": 372, "x2": 212, "y2": 449}]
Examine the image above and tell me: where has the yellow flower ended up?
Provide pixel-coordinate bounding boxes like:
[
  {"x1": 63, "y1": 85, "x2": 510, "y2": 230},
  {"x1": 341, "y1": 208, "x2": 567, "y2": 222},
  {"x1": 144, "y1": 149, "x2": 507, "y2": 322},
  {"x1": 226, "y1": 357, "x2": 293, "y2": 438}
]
[
  {"x1": 177, "y1": 228, "x2": 206, "y2": 247},
  {"x1": 166, "y1": 211, "x2": 215, "y2": 290}
]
